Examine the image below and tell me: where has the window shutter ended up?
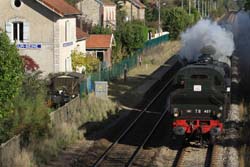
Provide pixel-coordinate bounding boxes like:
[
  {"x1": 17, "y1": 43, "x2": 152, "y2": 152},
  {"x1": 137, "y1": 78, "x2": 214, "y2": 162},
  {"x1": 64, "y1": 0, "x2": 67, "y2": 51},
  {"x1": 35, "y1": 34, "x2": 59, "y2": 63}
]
[
  {"x1": 23, "y1": 22, "x2": 30, "y2": 43},
  {"x1": 5, "y1": 22, "x2": 13, "y2": 42}
]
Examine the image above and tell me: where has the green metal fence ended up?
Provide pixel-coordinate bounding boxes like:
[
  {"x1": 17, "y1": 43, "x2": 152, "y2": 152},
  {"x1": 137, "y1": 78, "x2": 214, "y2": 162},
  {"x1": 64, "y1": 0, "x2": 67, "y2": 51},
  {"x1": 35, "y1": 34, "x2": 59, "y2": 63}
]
[
  {"x1": 144, "y1": 33, "x2": 169, "y2": 49},
  {"x1": 80, "y1": 33, "x2": 169, "y2": 95}
]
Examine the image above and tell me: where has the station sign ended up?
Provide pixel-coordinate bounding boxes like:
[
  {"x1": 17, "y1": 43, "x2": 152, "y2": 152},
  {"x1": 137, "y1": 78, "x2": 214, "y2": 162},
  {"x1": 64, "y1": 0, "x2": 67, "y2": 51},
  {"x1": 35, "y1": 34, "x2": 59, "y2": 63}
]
[
  {"x1": 16, "y1": 43, "x2": 42, "y2": 49},
  {"x1": 63, "y1": 42, "x2": 73, "y2": 47}
]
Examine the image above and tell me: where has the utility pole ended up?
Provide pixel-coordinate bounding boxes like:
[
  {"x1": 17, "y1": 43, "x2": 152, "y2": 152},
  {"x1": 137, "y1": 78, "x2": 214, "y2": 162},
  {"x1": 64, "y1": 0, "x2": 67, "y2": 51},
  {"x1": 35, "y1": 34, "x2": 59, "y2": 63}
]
[
  {"x1": 189, "y1": 0, "x2": 191, "y2": 14},
  {"x1": 158, "y1": 0, "x2": 161, "y2": 34},
  {"x1": 201, "y1": 1, "x2": 203, "y2": 17},
  {"x1": 181, "y1": 0, "x2": 184, "y2": 8},
  {"x1": 204, "y1": 0, "x2": 207, "y2": 16},
  {"x1": 198, "y1": 0, "x2": 200, "y2": 13},
  {"x1": 131, "y1": 0, "x2": 133, "y2": 21}
]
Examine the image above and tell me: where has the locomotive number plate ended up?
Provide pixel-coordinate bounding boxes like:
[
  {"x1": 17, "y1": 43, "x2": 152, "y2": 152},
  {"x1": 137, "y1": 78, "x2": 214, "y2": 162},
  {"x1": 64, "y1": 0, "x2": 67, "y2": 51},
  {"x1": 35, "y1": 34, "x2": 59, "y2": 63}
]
[{"x1": 193, "y1": 85, "x2": 202, "y2": 92}]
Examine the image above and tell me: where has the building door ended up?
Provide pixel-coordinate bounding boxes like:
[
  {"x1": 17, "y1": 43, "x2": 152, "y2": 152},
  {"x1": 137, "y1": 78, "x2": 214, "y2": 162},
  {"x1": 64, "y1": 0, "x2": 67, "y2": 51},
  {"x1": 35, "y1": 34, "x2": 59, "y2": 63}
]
[{"x1": 97, "y1": 51, "x2": 104, "y2": 62}]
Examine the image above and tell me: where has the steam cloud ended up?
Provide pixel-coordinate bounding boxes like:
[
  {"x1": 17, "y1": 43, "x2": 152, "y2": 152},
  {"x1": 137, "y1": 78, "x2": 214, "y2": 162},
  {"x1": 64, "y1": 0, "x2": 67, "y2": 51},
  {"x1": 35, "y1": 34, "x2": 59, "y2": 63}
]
[{"x1": 179, "y1": 19, "x2": 235, "y2": 64}]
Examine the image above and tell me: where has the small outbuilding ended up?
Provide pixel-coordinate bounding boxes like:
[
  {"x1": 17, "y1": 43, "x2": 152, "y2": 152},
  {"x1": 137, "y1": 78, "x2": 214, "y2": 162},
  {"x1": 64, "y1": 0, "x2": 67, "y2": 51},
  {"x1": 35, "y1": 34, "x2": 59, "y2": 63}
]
[{"x1": 86, "y1": 34, "x2": 115, "y2": 68}]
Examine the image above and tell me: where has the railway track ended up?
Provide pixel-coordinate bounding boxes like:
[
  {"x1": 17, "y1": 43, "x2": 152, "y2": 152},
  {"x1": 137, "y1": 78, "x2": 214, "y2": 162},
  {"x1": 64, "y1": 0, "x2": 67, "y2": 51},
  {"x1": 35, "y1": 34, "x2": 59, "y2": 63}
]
[
  {"x1": 174, "y1": 144, "x2": 223, "y2": 167},
  {"x1": 92, "y1": 77, "x2": 173, "y2": 167}
]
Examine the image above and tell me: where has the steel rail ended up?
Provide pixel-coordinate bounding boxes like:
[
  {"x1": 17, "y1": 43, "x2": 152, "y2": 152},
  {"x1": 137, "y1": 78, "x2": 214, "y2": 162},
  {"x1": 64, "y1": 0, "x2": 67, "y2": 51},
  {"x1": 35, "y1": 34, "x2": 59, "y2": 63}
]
[
  {"x1": 92, "y1": 78, "x2": 173, "y2": 167},
  {"x1": 125, "y1": 107, "x2": 169, "y2": 167},
  {"x1": 175, "y1": 144, "x2": 214, "y2": 167}
]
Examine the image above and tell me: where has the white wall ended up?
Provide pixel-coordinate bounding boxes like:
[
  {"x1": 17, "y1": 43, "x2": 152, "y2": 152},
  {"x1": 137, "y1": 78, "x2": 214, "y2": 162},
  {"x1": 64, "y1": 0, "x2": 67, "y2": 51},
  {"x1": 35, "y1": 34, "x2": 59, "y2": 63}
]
[
  {"x1": 57, "y1": 18, "x2": 77, "y2": 72},
  {"x1": 103, "y1": 5, "x2": 116, "y2": 28},
  {"x1": 0, "y1": 0, "x2": 56, "y2": 74},
  {"x1": 76, "y1": 40, "x2": 86, "y2": 53}
]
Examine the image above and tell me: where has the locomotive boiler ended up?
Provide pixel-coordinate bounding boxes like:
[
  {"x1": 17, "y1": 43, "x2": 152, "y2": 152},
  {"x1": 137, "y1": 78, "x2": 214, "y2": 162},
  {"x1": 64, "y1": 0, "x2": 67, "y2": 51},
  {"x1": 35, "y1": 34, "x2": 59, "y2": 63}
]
[{"x1": 170, "y1": 48, "x2": 231, "y2": 143}]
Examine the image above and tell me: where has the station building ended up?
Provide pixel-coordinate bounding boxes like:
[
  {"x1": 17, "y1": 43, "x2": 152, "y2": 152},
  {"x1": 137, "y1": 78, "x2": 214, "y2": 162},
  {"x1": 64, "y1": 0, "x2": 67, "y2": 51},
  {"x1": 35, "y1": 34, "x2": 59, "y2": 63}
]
[{"x1": 0, "y1": 0, "x2": 87, "y2": 74}]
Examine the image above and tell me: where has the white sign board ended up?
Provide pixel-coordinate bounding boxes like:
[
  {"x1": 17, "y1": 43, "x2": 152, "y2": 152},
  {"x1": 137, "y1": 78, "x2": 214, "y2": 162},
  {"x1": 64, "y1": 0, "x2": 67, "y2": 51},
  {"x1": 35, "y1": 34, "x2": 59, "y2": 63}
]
[
  {"x1": 193, "y1": 85, "x2": 202, "y2": 92},
  {"x1": 95, "y1": 81, "x2": 108, "y2": 97}
]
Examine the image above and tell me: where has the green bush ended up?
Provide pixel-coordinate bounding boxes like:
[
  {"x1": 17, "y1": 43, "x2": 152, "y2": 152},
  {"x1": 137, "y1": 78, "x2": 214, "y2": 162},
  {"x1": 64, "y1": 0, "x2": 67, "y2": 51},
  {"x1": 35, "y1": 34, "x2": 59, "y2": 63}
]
[
  {"x1": 0, "y1": 32, "x2": 24, "y2": 142},
  {"x1": 90, "y1": 25, "x2": 112, "y2": 34},
  {"x1": 0, "y1": 32, "x2": 24, "y2": 118},
  {"x1": 117, "y1": 22, "x2": 148, "y2": 54},
  {"x1": 71, "y1": 50, "x2": 100, "y2": 73},
  {"x1": 0, "y1": 71, "x2": 50, "y2": 144},
  {"x1": 161, "y1": 7, "x2": 193, "y2": 39}
]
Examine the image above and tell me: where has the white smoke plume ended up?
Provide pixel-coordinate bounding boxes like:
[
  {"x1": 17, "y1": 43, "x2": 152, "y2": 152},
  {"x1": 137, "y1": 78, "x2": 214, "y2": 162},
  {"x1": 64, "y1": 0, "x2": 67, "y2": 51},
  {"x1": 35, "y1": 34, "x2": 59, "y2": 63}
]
[{"x1": 179, "y1": 19, "x2": 235, "y2": 64}]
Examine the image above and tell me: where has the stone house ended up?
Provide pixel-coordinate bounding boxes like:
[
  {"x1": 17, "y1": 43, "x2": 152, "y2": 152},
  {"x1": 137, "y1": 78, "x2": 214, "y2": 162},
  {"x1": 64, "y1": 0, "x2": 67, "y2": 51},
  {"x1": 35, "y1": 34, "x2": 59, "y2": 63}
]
[
  {"x1": 76, "y1": 0, "x2": 116, "y2": 29},
  {"x1": 86, "y1": 34, "x2": 115, "y2": 68},
  {"x1": 122, "y1": 0, "x2": 146, "y2": 21},
  {"x1": 0, "y1": 0, "x2": 86, "y2": 74}
]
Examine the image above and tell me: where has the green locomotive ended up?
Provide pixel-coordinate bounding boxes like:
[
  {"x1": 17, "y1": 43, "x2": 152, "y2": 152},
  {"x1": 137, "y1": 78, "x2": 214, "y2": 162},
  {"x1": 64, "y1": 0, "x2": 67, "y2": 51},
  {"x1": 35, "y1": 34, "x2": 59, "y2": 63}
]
[{"x1": 170, "y1": 50, "x2": 231, "y2": 143}]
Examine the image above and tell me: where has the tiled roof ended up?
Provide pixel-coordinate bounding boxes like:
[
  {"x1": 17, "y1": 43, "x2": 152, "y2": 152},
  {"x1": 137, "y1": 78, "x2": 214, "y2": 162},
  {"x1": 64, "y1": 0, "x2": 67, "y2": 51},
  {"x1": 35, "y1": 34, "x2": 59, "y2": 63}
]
[
  {"x1": 131, "y1": 0, "x2": 146, "y2": 8},
  {"x1": 102, "y1": 0, "x2": 116, "y2": 6},
  {"x1": 37, "y1": 0, "x2": 80, "y2": 16},
  {"x1": 76, "y1": 27, "x2": 89, "y2": 40},
  {"x1": 86, "y1": 34, "x2": 113, "y2": 49}
]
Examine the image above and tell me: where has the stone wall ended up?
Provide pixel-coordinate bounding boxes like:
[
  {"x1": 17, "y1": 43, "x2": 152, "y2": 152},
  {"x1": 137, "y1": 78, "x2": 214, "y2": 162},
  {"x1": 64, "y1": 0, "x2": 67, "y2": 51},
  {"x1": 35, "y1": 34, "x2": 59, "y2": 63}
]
[
  {"x1": 76, "y1": 0, "x2": 100, "y2": 25},
  {"x1": 0, "y1": 96, "x2": 82, "y2": 167},
  {"x1": 50, "y1": 96, "x2": 82, "y2": 127},
  {"x1": 0, "y1": 135, "x2": 21, "y2": 167}
]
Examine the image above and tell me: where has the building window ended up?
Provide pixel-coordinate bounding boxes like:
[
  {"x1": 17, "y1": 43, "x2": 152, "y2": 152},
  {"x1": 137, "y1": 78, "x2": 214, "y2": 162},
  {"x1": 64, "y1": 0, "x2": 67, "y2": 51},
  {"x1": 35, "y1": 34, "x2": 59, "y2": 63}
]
[
  {"x1": 65, "y1": 21, "x2": 71, "y2": 42},
  {"x1": 13, "y1": 22, "x2": 23, "y2": 41},
  {"x1": 14, "y1": 0, "x2": 22, "y2": 7},
  {"x1": 6, "y1": 21, "x2": 29, "y2": 43},
  {"x1": 11, "y1": 0, "x2": 22, "y2": 9}
]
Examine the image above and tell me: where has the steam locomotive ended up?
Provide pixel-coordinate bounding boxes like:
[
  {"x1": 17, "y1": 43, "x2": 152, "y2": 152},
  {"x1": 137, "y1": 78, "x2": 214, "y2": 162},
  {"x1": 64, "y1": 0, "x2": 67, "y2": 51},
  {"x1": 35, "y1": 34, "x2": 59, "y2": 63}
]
[{"x1": 170, "y1": 48, "x2": 231, "y2": 143}]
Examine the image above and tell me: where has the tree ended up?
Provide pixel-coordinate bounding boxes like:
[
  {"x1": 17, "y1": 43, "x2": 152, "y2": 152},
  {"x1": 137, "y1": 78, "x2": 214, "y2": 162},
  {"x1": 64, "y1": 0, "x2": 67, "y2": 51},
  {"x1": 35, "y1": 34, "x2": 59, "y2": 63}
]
[
  {"x1": 161, "y1": 7, "x2": 193, "y2": 39},
  {"x1": 116, "y1": 22, "x2": 148, "y2": 54},
  {"x1": 90, "y1": 25, "x2": 112, "y2": 34},
  {"x1": 245, "y1": 0, "x2": 250, "y2": 9},
  {"x1": 0, "y1": 32, "x2": 24, "y2": 118},
  {"x1": 21, "y1": 55, "x2": 39, "y2": 72},
  {"x1": 71, "y1": 50, "x2": 100, "y2": 73}
]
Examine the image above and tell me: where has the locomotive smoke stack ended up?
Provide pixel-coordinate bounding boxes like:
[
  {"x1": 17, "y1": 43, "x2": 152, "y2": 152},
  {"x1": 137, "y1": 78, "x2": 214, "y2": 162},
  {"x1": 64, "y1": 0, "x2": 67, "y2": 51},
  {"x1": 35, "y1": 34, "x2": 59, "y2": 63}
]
[
  {"x1": 179, "y1": 19, "x2": 235, "y2": 66},
  {"x1": 198, "y1": 45, "x2": 216, "y2": 63}
]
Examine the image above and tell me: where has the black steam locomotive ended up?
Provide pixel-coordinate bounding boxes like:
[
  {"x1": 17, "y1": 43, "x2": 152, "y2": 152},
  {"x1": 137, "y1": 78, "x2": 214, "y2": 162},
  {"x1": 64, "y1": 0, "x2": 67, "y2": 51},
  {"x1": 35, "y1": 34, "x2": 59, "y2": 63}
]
[{"x1": 170, "y1": 50, "x2": 231, "y2": 143}]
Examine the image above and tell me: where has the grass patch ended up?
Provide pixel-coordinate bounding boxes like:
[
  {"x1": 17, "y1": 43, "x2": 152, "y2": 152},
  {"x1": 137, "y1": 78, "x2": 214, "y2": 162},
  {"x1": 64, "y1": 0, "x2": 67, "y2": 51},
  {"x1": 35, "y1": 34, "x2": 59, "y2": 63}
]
[
  {"x1": 32, "y1": 94, "x2": 118, "y2": 165},
  {"x1": 13, "y1": 149, "x2": 37, "y2": 167},
  {"x1": 11, "y1": 93, "x2": 118, "y2": 166}
]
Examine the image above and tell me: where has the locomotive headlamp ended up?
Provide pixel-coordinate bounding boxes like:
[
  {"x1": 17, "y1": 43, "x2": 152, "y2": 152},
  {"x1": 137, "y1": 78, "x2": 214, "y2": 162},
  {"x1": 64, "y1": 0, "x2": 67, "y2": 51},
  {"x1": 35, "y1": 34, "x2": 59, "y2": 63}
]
[
  {"x1": 216, "y1": 112, "x2": 222, "y2": 118},
  {"x1": 173, "y1": 108, "x2": 179, "y2": 117},
  {"x1": 174, "y1": 112, "x2": 179, "y2": 117},
  {"x1": 226, "y1": 87, "x2": 231, "y2": 92},
  {"x1": 219, "y1": 106, "x2": 223, "y2": 111}
]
